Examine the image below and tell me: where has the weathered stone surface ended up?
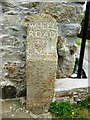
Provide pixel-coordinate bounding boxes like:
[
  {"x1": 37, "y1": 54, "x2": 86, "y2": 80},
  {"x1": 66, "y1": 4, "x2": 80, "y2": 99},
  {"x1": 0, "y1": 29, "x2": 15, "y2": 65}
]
[
  {"x1": 4, "y1": 62, "x2": 19, "y2": 78},
  {"x1": 55, "y1": 87, "x2": 89, "y2": 103},
  {"x1": 2, "y1": 98, "x2": 31, "y2": 118},
  {"x1": 41, "y1": 2, "x2": 84, "y2": 23},
  {"x1": 61, "y1": 23, "x2": 81, "y2": 37},
  {"x1": 2, "y1": 15, "x2": 20, "y2": 27},
  {"x1": 55, "y1": 78, "x2": 89, "y2": 103},
  {"x1": 2, "y1": 1, "x2": 16, "y2": 13},
  {"x1": 1, "y1": 10, "x2": 26, "y2": 88},
  {"x1": 56, "y1": 36, "x2": 77, "y2": 78},
  {"x1": 29, "y1": 112, "x2": 52, "y2": 120},
  {"x1": 41, "y1": 2, "x2": 84, "y2": 45},
  {"x1": 0, "y1": 0, "x2": 84, "y2": 99},
  {"x1": 25, "y1": 14, "x2": 58, "y2": 115}
]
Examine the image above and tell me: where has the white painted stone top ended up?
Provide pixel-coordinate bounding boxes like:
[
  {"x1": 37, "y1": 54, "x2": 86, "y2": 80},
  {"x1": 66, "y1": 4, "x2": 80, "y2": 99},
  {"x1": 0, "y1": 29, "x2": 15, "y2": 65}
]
[{"x1": 55, "y1": 78, "x2": 89, "y2": 92}]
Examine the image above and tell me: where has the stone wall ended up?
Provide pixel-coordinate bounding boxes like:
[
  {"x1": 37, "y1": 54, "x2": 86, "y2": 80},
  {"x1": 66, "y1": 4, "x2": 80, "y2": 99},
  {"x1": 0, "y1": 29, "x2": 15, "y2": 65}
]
[
  {"x1": 55, "y1": 87, "x2": 89, "y2": 103},
  {"x1": 0, "y1": 0, "x2": 84, "y2": 98}
]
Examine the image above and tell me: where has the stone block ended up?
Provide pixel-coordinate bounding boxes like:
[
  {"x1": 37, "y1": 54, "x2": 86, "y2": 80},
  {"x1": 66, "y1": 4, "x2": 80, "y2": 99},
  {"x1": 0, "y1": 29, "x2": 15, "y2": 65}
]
[
  {"x1": 25, "y1": 13, "x2": 58, "y2": 115},
  {"x1": 26, "y1": 60, "x2": 57, "y2": 114},
  {"x1": 61, "y1": 23, "x2": 81, "y2": 37},
  {"x1": 56, "y1": 36, "x2": 77, "y2": 79},
  {"x1": 41, "y1": 2, "x2": 83, "y2": 23},
  {"x1": 2, "y1": 15, "x2": 20, "y2": 27}
]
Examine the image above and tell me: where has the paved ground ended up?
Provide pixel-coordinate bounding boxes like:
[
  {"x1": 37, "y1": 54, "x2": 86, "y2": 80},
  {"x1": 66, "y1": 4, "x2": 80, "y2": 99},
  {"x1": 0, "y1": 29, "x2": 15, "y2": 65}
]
[
  {"x1": 1, "y1": 98, "x2": 31, "y2": 119},
  {"x1": 1, "y1": 77, "x2": 89, "y2": 119},
  {"x1": 1, "y1": 98, "x2": 52, "y2": 119}
]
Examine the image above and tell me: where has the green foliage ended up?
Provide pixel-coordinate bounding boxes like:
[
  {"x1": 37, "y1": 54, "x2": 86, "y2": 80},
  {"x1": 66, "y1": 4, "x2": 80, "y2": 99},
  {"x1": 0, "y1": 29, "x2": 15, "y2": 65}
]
[
  {"x1": 49, "y1": 101, "x2": 71, "y2": 117},
  {"x1": 75, "y1": 38, "x2": 81, "y2": 46},
  {"x1": 49, "y1": 96, "x2": 90, "y2": 119},
  {"x1": 78, "y1": 96, "x2": 90, "y2": 110},
  {"x1": 75, "y1": 38, "x2": 90, "y2": 49},
  {"x1": 49, "y1": 101, "x2": 80, "y2": 118}
]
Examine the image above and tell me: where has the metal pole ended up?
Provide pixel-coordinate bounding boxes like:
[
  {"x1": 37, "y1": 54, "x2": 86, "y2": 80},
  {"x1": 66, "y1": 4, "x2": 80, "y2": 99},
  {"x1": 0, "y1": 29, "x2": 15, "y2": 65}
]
[{"x1": 77, "y1": 1, "x2": 90, "y2": 78}]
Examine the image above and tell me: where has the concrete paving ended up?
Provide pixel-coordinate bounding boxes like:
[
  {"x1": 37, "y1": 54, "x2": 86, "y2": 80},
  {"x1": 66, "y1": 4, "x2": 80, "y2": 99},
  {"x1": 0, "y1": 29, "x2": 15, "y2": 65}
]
[{"x1": 1, "y1": 98, "x2": 31, "y2": 119}]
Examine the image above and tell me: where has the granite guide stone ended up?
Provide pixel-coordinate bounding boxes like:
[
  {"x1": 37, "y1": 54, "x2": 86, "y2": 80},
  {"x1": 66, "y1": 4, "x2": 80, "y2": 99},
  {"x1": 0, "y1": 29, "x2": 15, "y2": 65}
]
[
  {"x1": 25, "y1": 14, "x2": 58, "y2": 115},
  {"x1": 1, "y1": 1, "x2": 84, "y2": 96}
]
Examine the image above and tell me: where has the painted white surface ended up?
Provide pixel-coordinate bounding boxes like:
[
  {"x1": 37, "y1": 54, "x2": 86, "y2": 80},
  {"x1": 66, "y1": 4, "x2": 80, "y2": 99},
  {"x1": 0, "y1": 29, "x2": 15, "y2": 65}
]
[{"x1": 55, "y1": 78, "x2": 89, "y2": 92}]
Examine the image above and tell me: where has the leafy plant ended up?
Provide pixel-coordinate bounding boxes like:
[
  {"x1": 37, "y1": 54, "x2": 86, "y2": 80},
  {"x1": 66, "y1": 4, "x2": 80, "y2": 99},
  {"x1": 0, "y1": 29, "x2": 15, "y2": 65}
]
[
  {"x1": 49, "y1": 96, "x2": 90, "y2": 119},
  {"x1": 78, "y1": 96, "x2": 90, "y2": 110},
  {"x1": 49, "y1": 101, "x2": 71, "y2": 117}
]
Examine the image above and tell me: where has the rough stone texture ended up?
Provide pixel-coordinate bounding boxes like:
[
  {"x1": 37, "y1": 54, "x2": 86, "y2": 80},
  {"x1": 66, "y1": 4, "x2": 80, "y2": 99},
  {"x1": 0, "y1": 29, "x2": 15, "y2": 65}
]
[
  {"x1": 41, "y1": 2, "x2": 83, "y2": 23},
  {"x1": 2, "y1": 98, "x2": 31, "y2": 118},
  {"x1": 61, "y1": 24, "x2": 81, "y2": 37},
  {"x1": 56, "y1": 36, "x2": 77, "y2": 78},
  {"x1": 61, "y1": 23, "x2": 81, "y2": 44},
  {"x1": 41, "y1": 2, "x2": 84, "y2": 44},
  {"x1": 41, "y1": 2, "x2": 84, "y2": 78},
  {"x1": 0, "y1": 0, "x2": 84, "y2": 98},
  {"x1": 29, "y1": 112, "x2": 52, "y2": 120},
  {"x1": 2, "y1": 98, "x2": 52, "y2": 119},
  {"x1": 55, "y1": 78, "x2": 89, "y2": 103},
  {"x1": 25, "y1": 14, "x2": 58, "y2": 115},
  {"x1": 55, "y1": 87, "x2": 89, "y2": 103}
]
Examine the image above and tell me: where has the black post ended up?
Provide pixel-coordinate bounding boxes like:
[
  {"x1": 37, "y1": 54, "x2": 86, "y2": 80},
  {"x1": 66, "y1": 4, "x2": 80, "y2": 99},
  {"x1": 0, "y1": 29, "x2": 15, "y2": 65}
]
[{"x1": 77, "y1": 1, "x2": 90, "y2": 78}]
